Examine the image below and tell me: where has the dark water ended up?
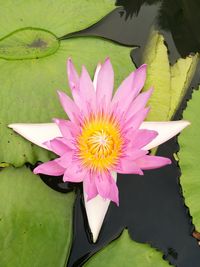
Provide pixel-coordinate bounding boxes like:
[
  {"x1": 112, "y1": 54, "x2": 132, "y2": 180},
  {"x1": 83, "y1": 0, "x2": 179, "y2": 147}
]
[{"x1": 42, "y1": 1, "x2": 200, "y2": 266}]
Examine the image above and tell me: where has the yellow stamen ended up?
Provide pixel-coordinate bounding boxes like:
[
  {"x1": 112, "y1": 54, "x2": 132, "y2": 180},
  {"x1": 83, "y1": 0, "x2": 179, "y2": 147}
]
[{"x1": 77, "y1": 114, "x2": 123, "y2": 172}]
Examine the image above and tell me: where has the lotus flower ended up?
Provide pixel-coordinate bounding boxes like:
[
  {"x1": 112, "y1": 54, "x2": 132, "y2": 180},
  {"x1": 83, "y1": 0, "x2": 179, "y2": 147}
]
[{"x1": 9, "y1": 58, "x2": 189, "y2": 242}]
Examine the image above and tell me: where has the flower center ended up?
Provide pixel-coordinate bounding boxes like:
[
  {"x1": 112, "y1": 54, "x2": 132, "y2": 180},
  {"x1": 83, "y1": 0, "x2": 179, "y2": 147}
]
[
  {"x1": 77, "y1": 115, "x2": 123, "y2": 171},
  {"x1": 87, "y1": 129, "x2": 114, "y2": 157}
]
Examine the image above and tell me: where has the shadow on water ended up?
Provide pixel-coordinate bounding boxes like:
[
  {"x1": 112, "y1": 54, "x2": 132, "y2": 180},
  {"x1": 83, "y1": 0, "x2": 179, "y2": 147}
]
[
  {"x1": 60, "y1": 0, "x2": 200, "y2": 66},
  {"x1": 41, "y1": 1, "x2": 200, "y2": 266}
]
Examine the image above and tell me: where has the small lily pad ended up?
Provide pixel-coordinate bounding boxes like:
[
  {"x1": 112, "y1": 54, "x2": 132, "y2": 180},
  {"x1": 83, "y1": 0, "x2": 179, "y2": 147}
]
[{"x1": 0, "y1": 28, "x2": 60, "y2": 60}]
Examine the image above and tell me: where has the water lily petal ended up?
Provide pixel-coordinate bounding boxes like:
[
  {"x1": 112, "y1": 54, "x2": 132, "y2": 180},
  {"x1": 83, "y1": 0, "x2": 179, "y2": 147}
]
[
  {"x1": 56, "y1": 150, "x2": 74, "y2": 168},
  {"x1": 123, "y1": 107, "x2": 150, "y2": 131},
  {"x1": 93, "y1": 63, "x2": 101, "y2": 90},
  {"x1": 67, "y1": 58, "x2": 79, "y2": 92},
  {"x1": 112, "y1": 64, "x2": 147, "y2": 114},
  {"x1": 124, "y1": 149, "x2": 148, "y2": 160},
  {"x1": 125, "y1": 88, "x2": 153, "y2": 120},
  {"x1": 126, "y1": 129, "x2": 158, "y2": 149},
  {"x1": 79, "y1": 66, "x2": 96, "y2": 113},
  {"x1": 44, "y1": 137, "x2": 71, "y2": 156},
  {"x1": 63, "y1": 161, "x2": 86, "y2": 182},
  {"x1": 57, "y1": 90, "x2": 81, "y2": 123},
  {"x1": 140, "y1": 120, "x2": 190, "y2": 150},
  {"x1": 8, "y1": 123, "x2": 61, "y2": 150},
  {"x1": 83, "y1": 172, "x2": 117, "y2": 242},
  {"x1": 33, "y1": 160, "x2": 65, "y2": 176},
  {"x1": 53, "y1": 118, "x2": 80, "y2": 139},
  {"x1": 135, "y1": 155, "x2": 171, "y2": 169},
  {"x1": 116, "y1": 158, "x2": 143, "y2": 175},
  {"x1": 95, "y1": 171, "x2": 119, "y2": 205},
  {"x1": 84, "y1": 174, "x2": 98, "y2": 201},
  {"x1": 96, "y1": 58, "x2": 114, "y2": 107}
]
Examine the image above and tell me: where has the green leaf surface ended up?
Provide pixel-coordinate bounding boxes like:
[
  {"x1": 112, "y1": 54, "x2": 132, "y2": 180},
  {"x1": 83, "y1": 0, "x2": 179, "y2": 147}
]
[
  {"x1": 84, "y1": 230, "x2": 170, "y2": 267},
  {"x1": 0, "y1": 0, "x2": 115, "y2": 39},
  {"x1": 142, "y1": 31, "x2": 199, "y2": 121},
  {"x1": 169, "y1": 54, "x2": 199, "y2": 119},
  {"x1": 142, "y1": 32, "x2": 171, "y2": 121},
  {"x1": 179, "y1": 88, "x2": 200, "y2": 231},
  {"x1": 0, "y1": 37, "x2": 133, "y2": 166},
  {"x1": 0, "y1": 27, "x2": 59, "y2": 60},
  {"x1": 0, "y1": 166, "x2": 74, "y2": 267}
]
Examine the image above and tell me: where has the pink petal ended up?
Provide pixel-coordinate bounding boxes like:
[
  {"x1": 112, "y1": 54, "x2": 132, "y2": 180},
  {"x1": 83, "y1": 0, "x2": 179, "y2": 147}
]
[
  {"x1": 56, "y1": 150, "x2": 74, "y2": 168},
  {"x1": 135, "y1": 155, "x2": 171, "y2": 170},
  {"x1": 33, "y1": 160, "x2": 65, "y2": 176},
  {"x1": 116, "y1": 158, "x2": 143, "y2": 175},
  {"x1": 67, "y1": 58, "x2": 79, "y2": 92},
  {"x1": 132, "y1": 64, "x2": 147, "y2": 93},
  {"x1": 95, "y1": 172, "x2": 119, "y2": 205},
  {"x1": 107, "y1": 173, "x2": 119, "y2": 206},
  {"x1": 53, "y1": 118, "x2": 80, "y2": 139},
  {"x1": 124, "y1": 149, "x2": 148, "y2": 160},
  {"x1": 123, "y1": 107, "x2": 150, "y2": 131},
  {"x1": 57, "y1": 90, "x2": 81, "y2": 123},
  {"x1": 125, "y1": 88, "x2": 153, "y2": 120},
  {"x1": 96, "y1": 58, "x2": 114, "y2": 107},
  {"x1": 63, "y1": 162, "x2": 86, "y2": 182},
  {"x1": 78, "y1": 66, "x2": 96, "y2": 114},
  {"x1": 126, "y1": 129, "x2": 158, "y2": 150},
  {"x1": 111, "y1": 64, "x2": 147, "y2": 114},
  {"x1": 84, "y1": 174, "x2": 98, "y2": 201},
  {"x1": 44, "y1": 138, "x2": 71, "y2": 156}
]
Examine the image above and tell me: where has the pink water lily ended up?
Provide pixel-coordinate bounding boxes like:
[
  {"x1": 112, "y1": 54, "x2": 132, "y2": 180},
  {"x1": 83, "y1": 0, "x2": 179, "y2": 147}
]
[
  {"x1": 9, "y1": 58, "x2": 190, "y2": 242},
  {"x1": 37, "y1": 59, "x2": 170, "y2": 204}
]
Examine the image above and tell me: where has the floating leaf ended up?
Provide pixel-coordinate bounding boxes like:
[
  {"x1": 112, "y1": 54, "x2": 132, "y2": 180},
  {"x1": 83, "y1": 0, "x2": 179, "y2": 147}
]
[
  {"x1": 142, "y1": 31, "x2": 198, "y2": 121},
  {"x1": 142, "y1": 32, "x2": 171, "y2": 121},
  {"x1": 0, "y1": 166, "x2": 74, "y2": 267},
  {"x1": 0, "y1": 0, "x2": 115, "y2": 39},
  {"x1": 85, "y1": 230, "x2": 170, "y2": 267},
  {"x1": 179, "y1": 88, "x2": 200, "y2": 231},
  {"x1": 0, "y1": 28, "x2": 59, "y2": 60},
  {"x1": 169, "y1": 54, "x2": 199, "y2": 119}
]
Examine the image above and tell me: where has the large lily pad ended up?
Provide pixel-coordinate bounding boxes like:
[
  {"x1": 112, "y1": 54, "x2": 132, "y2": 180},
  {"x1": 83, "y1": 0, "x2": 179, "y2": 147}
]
[
  {"x1": 142, "y1": 31, "x2": 199, "y2": 121},
  {"x1": 85, "y1": 230, "x2": 170, "y2": 267},
  {"x1": 179, "y1": 88, "x2": 200, "y2": 231},
  {"x1": 0, "y1": 0, "x2": 115, "y2": 39},
  {"x1": 0, "y1": 0, "x2": 134, "y2": 167},
  {"x1": 0, "y1": 166, "x2": 74, "y2": 267}
]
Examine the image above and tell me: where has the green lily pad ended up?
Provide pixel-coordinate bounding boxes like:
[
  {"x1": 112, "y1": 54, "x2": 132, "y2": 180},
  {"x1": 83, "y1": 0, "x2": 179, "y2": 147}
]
[
  {"x1": 169, "y1": 54, "x2": 199, "y2": 119},
  {"x1": 0, "y1": 166, "x2": 75, "y2": 267},
  {"x1": 142, "y1": 32, "x2": 171, "y2": 121},
  {"x1": 84, "y1": 230, "x2": 170, "y2": 267},
  {"x1": 0, "y1": 0, "x2": 134, "y2": 167},
  {"x1": 179, "y1": 88, "x2": 200, "y2": 231},
  {"x1": 142, "y1": 31, "x2": 199, "y2": 121},
  {"x1": 0, "y1": 0, "x2": 115, "y2": 39},
  {"x1": 0, "y1": 27, "x2": 60, "y2": 60}
]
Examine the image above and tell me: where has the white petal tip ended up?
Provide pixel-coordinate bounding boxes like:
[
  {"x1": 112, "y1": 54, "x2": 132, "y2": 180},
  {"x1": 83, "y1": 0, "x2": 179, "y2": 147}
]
[
  {"x1": 141, "y1": 120, "x2": 190, "y2": 150},
  {"x1": 8, "y1": 123, "x2": 61, "y2": 150},
  {"x1": 84, "y1": 172, "x2": 117, "y2": 243}
]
